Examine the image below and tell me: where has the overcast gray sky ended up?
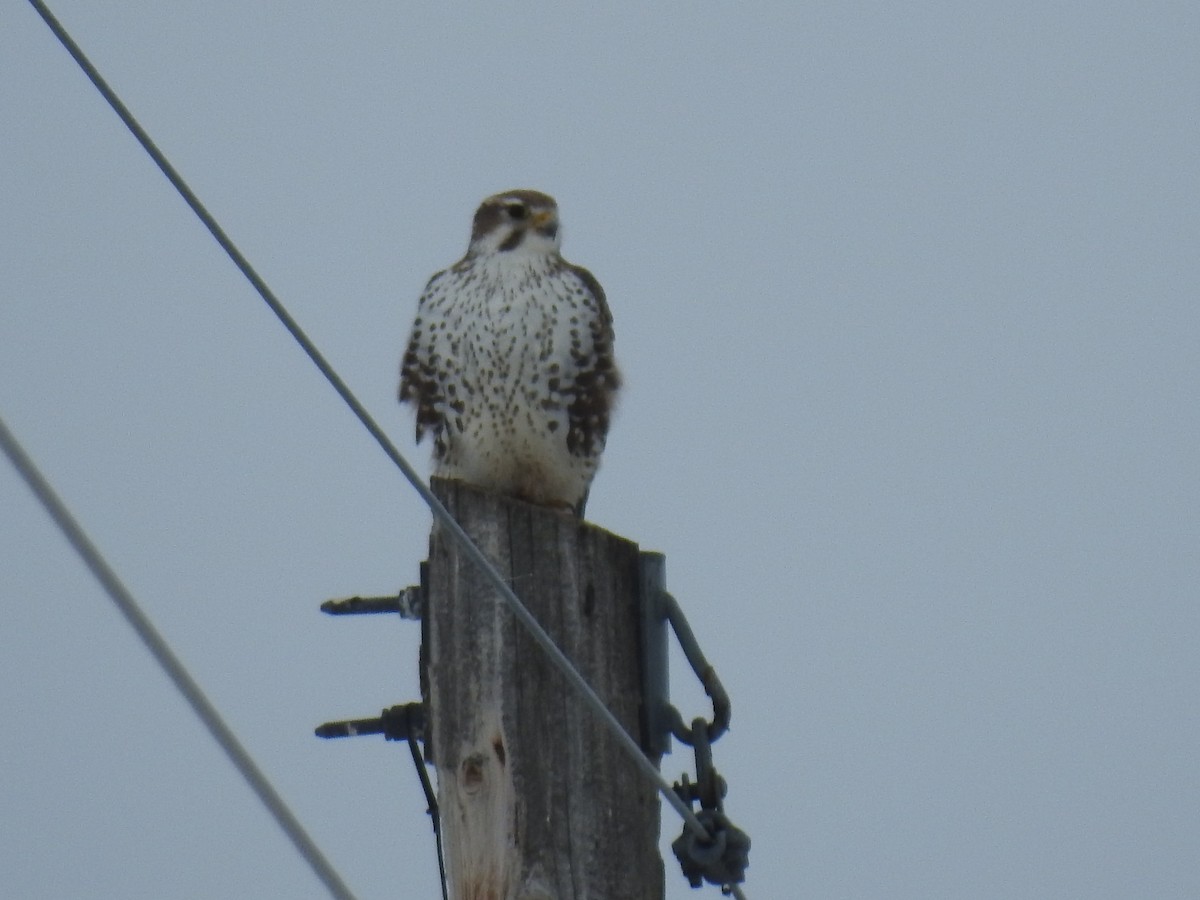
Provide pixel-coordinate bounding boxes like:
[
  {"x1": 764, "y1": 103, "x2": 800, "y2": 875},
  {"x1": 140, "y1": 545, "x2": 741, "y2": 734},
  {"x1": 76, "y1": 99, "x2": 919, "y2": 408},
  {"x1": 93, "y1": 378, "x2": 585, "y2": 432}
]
[{"x1": 2, "y1": 2, "x2": 1198, "y2": 898}]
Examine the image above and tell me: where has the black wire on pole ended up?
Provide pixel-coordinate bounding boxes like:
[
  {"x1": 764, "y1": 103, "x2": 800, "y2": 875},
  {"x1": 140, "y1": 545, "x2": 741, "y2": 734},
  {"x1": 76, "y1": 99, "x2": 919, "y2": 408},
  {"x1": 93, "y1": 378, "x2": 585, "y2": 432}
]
[
  {"x1": 404, "y1": 731, "x2": 449, "y2": 900},
  {"x1": 0, "y1": 414, "x2": 358, "y2": 900},
  {"x1": 24, "y1": 4, "x2": 748, "y2": 897}
]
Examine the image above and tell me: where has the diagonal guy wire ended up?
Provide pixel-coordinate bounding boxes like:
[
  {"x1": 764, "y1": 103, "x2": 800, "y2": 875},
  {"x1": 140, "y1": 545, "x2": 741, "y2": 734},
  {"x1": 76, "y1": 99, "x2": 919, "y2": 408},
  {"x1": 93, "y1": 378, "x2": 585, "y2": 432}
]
[
  {"x1": 26, "y1": 3, "x2": 747, "y2": 897},
  {"x1": 0, "y1": 415, "x2": 358, "y2": 900}
]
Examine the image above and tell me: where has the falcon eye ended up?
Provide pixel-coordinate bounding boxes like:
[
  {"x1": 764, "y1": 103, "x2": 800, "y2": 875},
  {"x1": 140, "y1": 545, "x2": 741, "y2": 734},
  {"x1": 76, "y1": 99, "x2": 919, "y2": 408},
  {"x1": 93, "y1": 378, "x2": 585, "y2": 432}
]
[{"x1": 506, "y1": 203, "x2": 528, "y2": 221}]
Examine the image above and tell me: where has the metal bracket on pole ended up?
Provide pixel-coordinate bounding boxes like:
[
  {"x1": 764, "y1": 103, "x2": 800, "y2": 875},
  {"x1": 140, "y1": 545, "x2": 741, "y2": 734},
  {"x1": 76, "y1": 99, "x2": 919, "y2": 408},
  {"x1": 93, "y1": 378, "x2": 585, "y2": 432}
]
[
  {"x1": 638, "y1": 551, "x2": 673, "y2": 759},
  {"x1": 638, "y1": 551, "x2": 732, "y2": 755}
]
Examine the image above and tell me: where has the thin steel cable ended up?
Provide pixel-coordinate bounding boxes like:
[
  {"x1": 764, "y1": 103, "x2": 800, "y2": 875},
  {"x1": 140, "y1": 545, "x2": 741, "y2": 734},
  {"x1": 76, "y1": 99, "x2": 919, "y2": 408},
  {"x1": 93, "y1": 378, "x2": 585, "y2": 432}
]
[
  {"x1": 27, "y1": 3, "x2": 747, "y2": 895},
  {"x1": 0, "y1": 414, "x2": 357, "y2": 900}
]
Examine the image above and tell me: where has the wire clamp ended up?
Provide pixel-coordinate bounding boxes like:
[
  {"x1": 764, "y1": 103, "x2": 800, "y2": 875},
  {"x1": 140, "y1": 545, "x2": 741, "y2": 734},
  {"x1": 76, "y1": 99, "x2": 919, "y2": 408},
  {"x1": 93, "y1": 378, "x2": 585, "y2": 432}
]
[{"x1": 671, "y1": 718, "x2": 751, "y2": 891}]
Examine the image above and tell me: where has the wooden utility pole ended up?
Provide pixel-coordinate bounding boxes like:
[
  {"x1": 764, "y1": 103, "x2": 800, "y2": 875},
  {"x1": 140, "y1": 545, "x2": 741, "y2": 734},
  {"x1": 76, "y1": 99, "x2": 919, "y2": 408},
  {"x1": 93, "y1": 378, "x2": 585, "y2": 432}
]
[{"x1": 424, "y1": 478, "x2": 664, "y2": 900}]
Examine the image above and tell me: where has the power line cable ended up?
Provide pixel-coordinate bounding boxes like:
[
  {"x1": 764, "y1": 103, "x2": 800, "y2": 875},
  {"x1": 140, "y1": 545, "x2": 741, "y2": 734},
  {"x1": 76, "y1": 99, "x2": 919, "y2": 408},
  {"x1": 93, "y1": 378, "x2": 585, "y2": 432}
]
[
  {"x1": 25, "y1": 3, "x2": 747, "y2": 897},
  {"x1": 0, "y1": 414, "x2": 358, "y2": 900}
]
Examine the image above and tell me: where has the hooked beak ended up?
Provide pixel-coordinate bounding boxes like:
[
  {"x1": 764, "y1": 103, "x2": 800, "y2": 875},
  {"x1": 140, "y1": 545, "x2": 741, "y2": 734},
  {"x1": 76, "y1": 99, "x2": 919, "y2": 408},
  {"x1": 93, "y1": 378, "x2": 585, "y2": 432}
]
[{"x1": 531, "y1": 209, "x2": 558, "y2": 239}]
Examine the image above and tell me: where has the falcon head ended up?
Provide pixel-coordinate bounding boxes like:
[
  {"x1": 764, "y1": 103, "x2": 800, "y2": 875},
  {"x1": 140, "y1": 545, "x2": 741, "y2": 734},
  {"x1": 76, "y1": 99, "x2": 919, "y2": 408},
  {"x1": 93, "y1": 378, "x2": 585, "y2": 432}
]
[{"x1": 468, "y1": 189, "x2": 561, "y2": 257}]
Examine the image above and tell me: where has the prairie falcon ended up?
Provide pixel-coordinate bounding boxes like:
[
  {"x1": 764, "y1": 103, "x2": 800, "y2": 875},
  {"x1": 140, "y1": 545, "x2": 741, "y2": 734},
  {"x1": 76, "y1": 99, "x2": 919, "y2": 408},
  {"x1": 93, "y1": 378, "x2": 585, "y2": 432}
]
[{"x1": 399, "y1": 189, "x2": 620, "y2": 514}]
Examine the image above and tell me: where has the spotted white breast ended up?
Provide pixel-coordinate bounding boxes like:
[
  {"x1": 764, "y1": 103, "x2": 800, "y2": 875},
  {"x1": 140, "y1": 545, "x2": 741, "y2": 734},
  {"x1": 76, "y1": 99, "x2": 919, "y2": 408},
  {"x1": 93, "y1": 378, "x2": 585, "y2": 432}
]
[{"x1": 399, "y1": 190, "x2": 619, "y2": 514}]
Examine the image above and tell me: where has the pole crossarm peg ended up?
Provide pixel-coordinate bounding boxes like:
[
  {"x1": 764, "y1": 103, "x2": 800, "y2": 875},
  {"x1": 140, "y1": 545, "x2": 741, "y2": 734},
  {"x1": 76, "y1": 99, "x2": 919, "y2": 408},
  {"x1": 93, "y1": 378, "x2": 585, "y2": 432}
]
[
  {"x1": 321, "y1": 583, "x2": 425, "y2": 620},
  {"x1": 314, "y1": 702, "x2": 448, "y2": 900},
  {"x1": 314, "y1": 703, "x2": 426, "y2": 742}
]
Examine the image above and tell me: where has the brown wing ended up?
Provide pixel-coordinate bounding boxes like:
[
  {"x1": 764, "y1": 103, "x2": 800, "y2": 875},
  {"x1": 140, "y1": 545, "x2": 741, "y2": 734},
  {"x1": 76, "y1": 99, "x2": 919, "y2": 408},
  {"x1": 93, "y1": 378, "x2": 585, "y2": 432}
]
[
  {"x1": 563, "y1": 263, "x2": 621, "y2": 459},
  {"x1": 398, "y1": 269, "x2": 460, "y2": 458}
]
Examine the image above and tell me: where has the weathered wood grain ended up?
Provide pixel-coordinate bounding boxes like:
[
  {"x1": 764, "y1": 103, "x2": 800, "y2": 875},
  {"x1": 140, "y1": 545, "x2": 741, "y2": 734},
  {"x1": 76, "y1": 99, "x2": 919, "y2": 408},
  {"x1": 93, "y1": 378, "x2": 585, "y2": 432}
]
[{"x1": 425, "y1": 478, "x2": 663, "y2": 900}]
